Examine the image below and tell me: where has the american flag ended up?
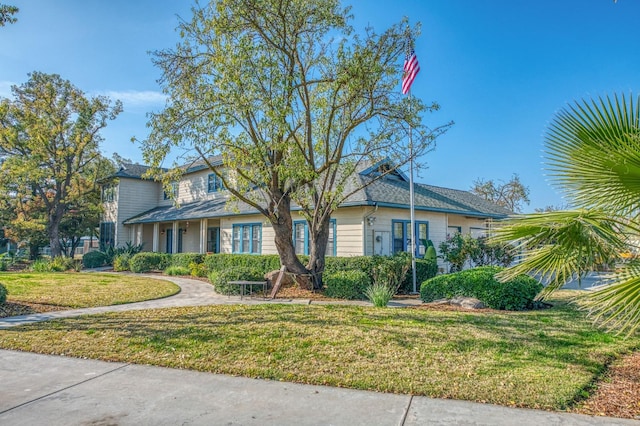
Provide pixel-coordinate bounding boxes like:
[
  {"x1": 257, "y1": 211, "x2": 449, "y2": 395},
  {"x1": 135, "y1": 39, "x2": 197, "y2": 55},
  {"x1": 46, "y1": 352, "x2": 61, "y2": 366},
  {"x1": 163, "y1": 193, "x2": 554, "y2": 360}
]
[{"x1": 402, "y1": 48, "x2": 420, "y2": 95}]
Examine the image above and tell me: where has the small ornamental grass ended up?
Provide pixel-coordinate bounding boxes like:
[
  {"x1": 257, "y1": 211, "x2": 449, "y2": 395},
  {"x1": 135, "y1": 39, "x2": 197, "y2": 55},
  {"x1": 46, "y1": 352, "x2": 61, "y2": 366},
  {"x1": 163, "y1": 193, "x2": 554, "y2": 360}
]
[{"x1": 364, "y1": 283, "x2": 395, "y2": 307}]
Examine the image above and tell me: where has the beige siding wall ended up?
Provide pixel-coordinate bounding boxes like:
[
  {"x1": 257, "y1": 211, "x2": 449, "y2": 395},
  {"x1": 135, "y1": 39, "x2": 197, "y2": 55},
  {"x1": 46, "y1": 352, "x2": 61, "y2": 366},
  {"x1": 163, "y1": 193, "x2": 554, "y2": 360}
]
[
  {"x1": 447, "y1": 215, "x2": 489, "y2": 237},
  {"x1": 157, "y1": 169, "x2": 228, "y2": 206},
  {"x1": 332, "y1": 207, "x2": 365, "y2": 257},
  {"x1": 115, "y1": 179, "x2": 160, "y2": 247}
]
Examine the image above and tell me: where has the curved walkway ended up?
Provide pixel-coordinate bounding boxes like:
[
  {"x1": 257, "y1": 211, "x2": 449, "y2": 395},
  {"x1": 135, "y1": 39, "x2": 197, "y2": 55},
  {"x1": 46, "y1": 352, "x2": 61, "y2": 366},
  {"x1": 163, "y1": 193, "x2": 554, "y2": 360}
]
[{"x1": 0, "y1": 273, "x2": 422, "y2": 329}]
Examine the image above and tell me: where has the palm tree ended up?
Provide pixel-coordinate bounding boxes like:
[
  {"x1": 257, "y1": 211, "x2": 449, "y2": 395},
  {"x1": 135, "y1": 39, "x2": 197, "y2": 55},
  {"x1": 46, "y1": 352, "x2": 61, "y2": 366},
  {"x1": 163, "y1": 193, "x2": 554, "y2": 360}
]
[{"x1": 492, "y1": 94, "x2": 640, "y2": 334}]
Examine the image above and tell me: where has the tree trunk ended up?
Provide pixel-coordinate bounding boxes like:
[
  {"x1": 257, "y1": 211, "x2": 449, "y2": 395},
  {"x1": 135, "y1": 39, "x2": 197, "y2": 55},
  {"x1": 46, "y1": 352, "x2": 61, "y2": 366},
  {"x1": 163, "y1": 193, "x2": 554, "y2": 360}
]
[
  {"x1": 48, "y1": 208, "x2": 64, "y2": 258},
  {"x1": 307, "y1": 215, "x2": 331, "y2": 290},
  {"x1": 269, "y1": 194, "x2": 311, "y2": 289}
]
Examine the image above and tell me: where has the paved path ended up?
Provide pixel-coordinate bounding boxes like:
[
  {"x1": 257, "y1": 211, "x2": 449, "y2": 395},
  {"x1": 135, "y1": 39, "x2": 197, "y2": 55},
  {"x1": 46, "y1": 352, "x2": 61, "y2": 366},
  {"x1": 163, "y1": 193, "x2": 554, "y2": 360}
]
[
  {"x1": 0, "y1": 274, "x2": 637, "y2": 425},
  {"x1": 0, "y1": 274, "x2": 421, "y2": 329}
]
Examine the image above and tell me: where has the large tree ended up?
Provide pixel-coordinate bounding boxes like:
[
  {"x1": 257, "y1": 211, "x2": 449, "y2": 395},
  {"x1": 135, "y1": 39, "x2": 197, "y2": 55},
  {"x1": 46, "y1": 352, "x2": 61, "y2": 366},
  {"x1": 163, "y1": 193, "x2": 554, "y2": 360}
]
[
  {"x1": 141, "y1": 0, "x2": 450, "y2": 289},
  {"x1": 0, "y1": 72, "x2": 122, "y2": 257},
  {"x1": 492, "y1": 94, "x2": 640, "y2": 334},
  {"x1": 471, "y1": 174, "x2": 530, "y2": 213}
]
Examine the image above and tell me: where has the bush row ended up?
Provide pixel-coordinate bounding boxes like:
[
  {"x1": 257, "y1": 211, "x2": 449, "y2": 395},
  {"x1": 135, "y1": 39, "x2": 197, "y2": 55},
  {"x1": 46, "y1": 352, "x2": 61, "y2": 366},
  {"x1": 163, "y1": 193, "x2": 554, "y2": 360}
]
[
  {"x1": 420, "y1": 266, "x2": 543, "y2": 311},
  {"x1": 114, "y1": 251, "x2": 439, "y2": 299}
]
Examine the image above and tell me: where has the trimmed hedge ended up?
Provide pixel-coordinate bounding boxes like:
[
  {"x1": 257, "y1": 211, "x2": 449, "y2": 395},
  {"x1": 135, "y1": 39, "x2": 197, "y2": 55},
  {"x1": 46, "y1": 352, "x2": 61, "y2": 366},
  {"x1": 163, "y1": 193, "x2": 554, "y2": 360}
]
[
  {"x1": 82, "y1": 251, "x2": 106, "y2": 268},
  {"x1": 208, "y1": 267, "x2": 266, "y2": 295},
  {"x1": 0, "y1": 283, "x2": 7, "y2": 304},
  {"x1": 420, "y1": 266, "x2": 543, "y2": 311},
  {"x1": 164, "y1": 265, "x2": 191, "y2": 276},
  {"x1": 129, "y1": 252, "x2": 171, "y2": 273},
  {"x1": 324, "y1": 270, "x2": 370, "y2": 300},
  {"x1": 171, "y1": 253, "x2": 205, "y2": 268},
  {"x1": 399, "y1": 257, "x2": 438, "y2": 293},
  {"x1": 203, "y1": 254, "x2": 282, "y2": 274}
]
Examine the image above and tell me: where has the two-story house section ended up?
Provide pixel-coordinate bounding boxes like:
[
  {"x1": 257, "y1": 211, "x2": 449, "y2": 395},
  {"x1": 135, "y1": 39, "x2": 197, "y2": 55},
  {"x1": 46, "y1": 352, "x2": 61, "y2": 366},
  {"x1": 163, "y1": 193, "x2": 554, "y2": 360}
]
[{"x1": 100, "y1": 157, "x2": 512, "y2": 267}]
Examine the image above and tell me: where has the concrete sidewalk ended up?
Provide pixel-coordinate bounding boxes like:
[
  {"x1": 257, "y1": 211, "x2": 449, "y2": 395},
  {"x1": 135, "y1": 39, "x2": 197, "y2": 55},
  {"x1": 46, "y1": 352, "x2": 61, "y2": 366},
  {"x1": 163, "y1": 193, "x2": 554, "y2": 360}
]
[{"x1": 1, "y1": 349, "x2": 637, "y2": 426}]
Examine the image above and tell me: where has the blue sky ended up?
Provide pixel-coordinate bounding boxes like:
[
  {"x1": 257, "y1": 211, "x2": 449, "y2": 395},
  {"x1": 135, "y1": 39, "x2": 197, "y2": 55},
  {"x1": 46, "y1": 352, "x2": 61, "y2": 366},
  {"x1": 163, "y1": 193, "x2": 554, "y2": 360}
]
[{"x1": 2, "y1": 0, "x2": 639, "y2": 212}]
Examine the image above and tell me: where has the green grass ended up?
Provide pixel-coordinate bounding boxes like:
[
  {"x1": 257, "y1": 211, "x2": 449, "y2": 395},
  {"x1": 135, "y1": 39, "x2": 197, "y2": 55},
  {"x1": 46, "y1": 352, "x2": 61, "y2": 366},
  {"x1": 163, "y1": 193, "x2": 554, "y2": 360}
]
[
  {"x1": 0, "y1": 272, "x2": 180, "y2": 308},
  {"x1": 0, "y1": 292, "x2": 636, "y2": 410}
]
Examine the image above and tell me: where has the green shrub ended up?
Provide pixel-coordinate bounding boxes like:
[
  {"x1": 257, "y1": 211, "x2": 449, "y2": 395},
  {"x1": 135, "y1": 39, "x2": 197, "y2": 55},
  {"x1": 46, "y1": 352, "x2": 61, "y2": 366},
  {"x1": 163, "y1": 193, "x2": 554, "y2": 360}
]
[
  {"x1": 164, "y1": 265, "x2": 191, "y2": 276},
  {"x1": 113, "y1": 253, "x2": 132, "y2": 272},
  {"x1": 398, "y1": 257, "x2": 438, "y2": 293},
  {"x1": 0, "y1": 282, "x2": 7, "y2": 304},
  {"x1": 31, "y1": 257, "x2": 75, "y2": 272},
  {"x1": 420, "y1": 266, "x2": 543, "y2": 311},
  {"x1": 364, "y1": 282, "x2": 395, "y2": 307},
  {"x1": 189, "y1": 262, "x2": 208, "y2": 277},
  {"x1": 83, "y1": 251, "x2": 107, "y2": 268},
  {"x1": 203, "y1": 254, "x2": 282, "y2": 275},
  {"x1": 208, "y1": 267, "x2": 265, "y2": 295},
  {"x1": 425, "y1": 245, "x2": 437, "y2": 261},
  {"x1": 324, "y1": 256, "x2": 376, "y2": 276},
  {"x1": 324, "y1": 270, "x2": 370, "y2": 300},
  {"x1": 129, "y1": 252, "x2": 171, "y2": 273},
  {"x1": 171, "y1": 253, "x2": 205, "y2": 268}
]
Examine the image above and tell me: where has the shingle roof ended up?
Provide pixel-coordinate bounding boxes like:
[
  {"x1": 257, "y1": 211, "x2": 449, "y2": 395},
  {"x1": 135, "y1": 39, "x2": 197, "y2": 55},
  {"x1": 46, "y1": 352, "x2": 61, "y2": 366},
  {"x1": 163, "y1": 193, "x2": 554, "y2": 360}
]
[
  {"x1": 346, "y1": 176, "x2": 512, "y2": 218},
  {"x1": 110, "y1": 163, "x2": 154, "y2": 179}
]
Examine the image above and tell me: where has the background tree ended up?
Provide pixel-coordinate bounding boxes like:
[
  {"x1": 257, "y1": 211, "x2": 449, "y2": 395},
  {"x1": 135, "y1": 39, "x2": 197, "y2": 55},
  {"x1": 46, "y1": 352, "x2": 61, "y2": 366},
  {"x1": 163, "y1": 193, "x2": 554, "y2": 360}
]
[
  {"x1": 492, "y1": 94, "x2": 640, "y2": 334},
  {"x1": 471, "y1": 174, "x2": 530, "y2": 213},
  {"x1": 0, "y1": 4, "x2": 18, "y2": 26},
  {"x1": 141, "y1": 0, "x2": 451, "y2": 289},
  {"x1": 0, "y1": 72, "x2": 122, "y2": 258}
]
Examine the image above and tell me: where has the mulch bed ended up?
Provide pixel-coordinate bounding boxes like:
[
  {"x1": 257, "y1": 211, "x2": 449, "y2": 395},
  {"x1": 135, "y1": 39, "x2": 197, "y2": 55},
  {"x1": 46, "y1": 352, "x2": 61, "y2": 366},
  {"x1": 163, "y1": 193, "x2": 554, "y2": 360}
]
[{"x1": 573, "y1": 352, "x2": 640, "y2": 420}]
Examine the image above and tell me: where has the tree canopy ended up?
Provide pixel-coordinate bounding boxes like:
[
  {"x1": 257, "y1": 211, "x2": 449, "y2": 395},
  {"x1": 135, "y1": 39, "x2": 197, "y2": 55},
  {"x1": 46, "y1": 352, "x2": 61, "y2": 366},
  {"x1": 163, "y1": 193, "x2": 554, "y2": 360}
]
[
  {"x1": 0, "y1": 72, "x2": 121, "y2": 257},
  {"x1": 471, "y1": 174, "x2": 530, "y2": 213},
  {"x1": 0, "y1": 4, "x2": 18, "y2": 26},
  {"x1": 141, "y1": 0, "x2": 451, "y2": 288}
]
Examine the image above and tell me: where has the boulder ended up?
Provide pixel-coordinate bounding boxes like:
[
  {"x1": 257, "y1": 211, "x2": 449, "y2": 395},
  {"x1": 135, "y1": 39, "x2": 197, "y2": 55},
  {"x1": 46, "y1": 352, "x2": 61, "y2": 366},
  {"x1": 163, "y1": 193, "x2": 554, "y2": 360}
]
[
  {"x1": 264, "y1": 269, "x2": 295, "y2": 287},
  {"x1": 450, "y1": 296, "x2": 486, "y2": 310}
]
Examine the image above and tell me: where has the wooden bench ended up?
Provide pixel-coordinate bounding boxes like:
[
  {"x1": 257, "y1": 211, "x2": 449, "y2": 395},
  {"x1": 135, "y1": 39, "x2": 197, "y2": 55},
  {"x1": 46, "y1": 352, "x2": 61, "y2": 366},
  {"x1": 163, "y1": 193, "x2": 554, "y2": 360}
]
[{"x1": 227, "y1": 280, "x2": 268, "y2": 299}]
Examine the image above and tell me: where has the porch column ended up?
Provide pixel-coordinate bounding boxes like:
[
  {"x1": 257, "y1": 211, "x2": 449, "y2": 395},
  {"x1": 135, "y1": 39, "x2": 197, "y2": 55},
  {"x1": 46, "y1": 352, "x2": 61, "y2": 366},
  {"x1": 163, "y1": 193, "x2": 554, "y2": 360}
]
[
  {"x1": 199, "y1": 219, "x2": 207, "y2": 254},
  {"x1": 172, "y1": 221, "x2": 179, "y2": 254},
  {"x1": 152, "y1": 223, "x2": 159, "y2": 252},
  {"x1": 136, "y1": 224, "x2": 143, "y2": 246}
]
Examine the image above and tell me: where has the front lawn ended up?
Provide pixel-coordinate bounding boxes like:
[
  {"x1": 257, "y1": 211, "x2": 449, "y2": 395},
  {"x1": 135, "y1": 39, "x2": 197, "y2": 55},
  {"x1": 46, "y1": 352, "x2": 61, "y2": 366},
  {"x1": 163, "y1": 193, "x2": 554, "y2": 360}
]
[
  {"x1": 0, "y1": 272, "x2": 180, "y2": 310},
  {"x1": 0, "y1": 293, "x2": 637, "y2": 411}
]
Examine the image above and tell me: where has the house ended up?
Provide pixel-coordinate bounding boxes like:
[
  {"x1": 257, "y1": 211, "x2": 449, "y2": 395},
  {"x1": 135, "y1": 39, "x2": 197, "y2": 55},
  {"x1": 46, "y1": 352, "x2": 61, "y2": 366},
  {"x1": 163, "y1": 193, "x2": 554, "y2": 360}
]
[{"x1": 100, "y1": 159, "x2": 511, "y2": 268}]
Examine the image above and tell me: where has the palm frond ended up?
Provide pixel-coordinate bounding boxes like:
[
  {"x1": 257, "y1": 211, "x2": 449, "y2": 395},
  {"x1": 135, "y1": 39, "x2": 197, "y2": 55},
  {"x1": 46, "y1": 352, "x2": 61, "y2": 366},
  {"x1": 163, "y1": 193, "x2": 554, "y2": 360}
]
[
  {"x1": 580, "y1": 261, "x2": 640, "y2": 336},
  {"x1": 545, "y1": 93, "x2": 640, "y2": 213},
  {"x1": 492, "y1": 209, "x2": 636, "y2": 295}
]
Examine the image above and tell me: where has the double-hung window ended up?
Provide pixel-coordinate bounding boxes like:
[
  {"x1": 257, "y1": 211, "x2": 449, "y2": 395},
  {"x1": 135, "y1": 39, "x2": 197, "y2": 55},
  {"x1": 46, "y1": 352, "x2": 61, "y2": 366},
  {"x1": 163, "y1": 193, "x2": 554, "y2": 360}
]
[
  {"x1": 232, "y1": 223, "x2": 262, "y2": 254},
  {"x1": 102, "y1": 184, "x2": 116, "y2": 202},
  {"x1": 293, "y1": 219, "x2": 336, "y2": 256},
  {"x1": 207, "y1": 173, "x2": 225, "y2": 193},
  {"x1": 392, "y1": 220, "x2": 429, "y2": 257}
]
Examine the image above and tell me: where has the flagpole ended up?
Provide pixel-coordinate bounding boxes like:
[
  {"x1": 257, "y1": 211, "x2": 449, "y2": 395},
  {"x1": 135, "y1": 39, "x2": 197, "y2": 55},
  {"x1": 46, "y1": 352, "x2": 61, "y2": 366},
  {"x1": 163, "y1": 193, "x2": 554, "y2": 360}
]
[{"x1": 408, "y1": 91, "x2": 417, "y2": 294}]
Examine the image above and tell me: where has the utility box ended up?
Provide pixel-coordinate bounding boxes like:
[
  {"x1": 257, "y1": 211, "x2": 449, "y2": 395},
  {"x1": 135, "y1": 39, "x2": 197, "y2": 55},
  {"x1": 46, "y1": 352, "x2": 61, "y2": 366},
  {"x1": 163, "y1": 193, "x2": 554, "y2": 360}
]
[{"x1": 373, "y1": 231, "x2": 390, "y2": 256}]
